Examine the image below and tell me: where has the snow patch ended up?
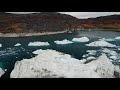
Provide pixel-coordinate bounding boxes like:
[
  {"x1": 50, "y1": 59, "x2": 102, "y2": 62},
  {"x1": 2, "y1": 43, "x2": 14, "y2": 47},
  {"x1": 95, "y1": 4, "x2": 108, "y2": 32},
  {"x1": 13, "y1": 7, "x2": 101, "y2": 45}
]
[
  {"x1": 72, "y1": 37, "x2": 89, "y2": 42},
  {"x1": 14, "y1": 43, "x2": 21, "y2": 46},
  {"x1": 86, "y1": 40, "x2": 116, "y2": 47},
  {"x1": 28, "y1": 41, "x2": 50, "y2": 46},
  {"x1": 54, "y1": 39, "x2": 73, "y2": 45}
]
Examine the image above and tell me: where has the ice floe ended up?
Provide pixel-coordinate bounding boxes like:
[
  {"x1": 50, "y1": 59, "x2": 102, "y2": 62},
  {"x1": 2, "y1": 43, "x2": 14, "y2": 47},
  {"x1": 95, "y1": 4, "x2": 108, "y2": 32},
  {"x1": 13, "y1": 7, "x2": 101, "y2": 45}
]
[
  {"x1": 109, "y1": 56, "x2": 118, "y2": 60},
  {"x1": 72, "y1": 37, "x2": 89, "y2": 42},
  {"x1": 14, "y1": 43, "x2": 21, "y2": 46},
  {"x1": 102, "y1": 48, "x2": 117, "y2": 56},
  {"x1": 99, "y1": 38, "x2": 115, "y2": 41},
  {"x1": 115, "y1": 37, "x2": 120, "y2": 40},
  {"x1": 0, "y1": 68, "x2": 5, "y2": 77},
  {"x1": 86, "y1": 50, "x2": 97, "y2": 55},
  {"x1": 54, "y1": 39, "x2": 73, "y2": 45},
  {"x1": 87, "y1": 56, "x2": 96, "y2": 60},
  {"x1": 28, "y1": 41, "x2": 50, "y2": 46},
  {"x1": 11, "y1": 49, "x2": 120, "y2": 78},
  {"x1": 0, "y1": 48, "x2": 18, "y2": 57},
  {"x1": 86, "y1": 40, "x2": 116, "y2": 47},
  {"x1": 0, "y1": 44, "x2": 2, "y2": 47}
]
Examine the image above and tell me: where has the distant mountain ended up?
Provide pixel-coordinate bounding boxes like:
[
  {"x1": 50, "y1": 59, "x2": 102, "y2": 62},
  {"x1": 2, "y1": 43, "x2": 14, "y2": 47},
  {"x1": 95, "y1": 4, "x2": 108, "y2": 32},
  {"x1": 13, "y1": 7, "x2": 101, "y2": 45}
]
[
  {"x1": 0, "y1": 13, "x2": 120, "y2": 34},
  {"x1": 0, "y1": 12, "x2": 80, "y2": 34}
]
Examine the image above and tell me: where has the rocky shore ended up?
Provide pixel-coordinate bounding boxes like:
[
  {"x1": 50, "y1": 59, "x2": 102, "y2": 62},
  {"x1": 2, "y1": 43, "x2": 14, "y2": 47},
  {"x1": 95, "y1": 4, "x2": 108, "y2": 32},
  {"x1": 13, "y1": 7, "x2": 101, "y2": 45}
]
[{"x1": 0, "y1": 30, "x2": 68, "y2": 37}]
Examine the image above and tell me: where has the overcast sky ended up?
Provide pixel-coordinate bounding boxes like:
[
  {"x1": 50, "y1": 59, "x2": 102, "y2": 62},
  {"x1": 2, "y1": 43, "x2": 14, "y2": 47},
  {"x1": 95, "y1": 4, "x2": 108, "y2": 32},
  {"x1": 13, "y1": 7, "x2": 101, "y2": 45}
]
[{"x1": 7, "y1": 12, "x2": 120, "y2": 19}]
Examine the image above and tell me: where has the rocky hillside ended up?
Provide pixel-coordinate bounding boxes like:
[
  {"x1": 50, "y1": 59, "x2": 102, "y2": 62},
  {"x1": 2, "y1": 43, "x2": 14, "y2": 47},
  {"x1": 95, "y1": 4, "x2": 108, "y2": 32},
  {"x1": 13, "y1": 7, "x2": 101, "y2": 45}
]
[
  {"x1": 0, "y1": 12, "x2": 80, "y2": 34},
  {"x1": 0, "y1": 12, "x2": 120, "y2": 34},
  {"x1": 80, "y1": 15, "x2": 120, "y2": 29}
]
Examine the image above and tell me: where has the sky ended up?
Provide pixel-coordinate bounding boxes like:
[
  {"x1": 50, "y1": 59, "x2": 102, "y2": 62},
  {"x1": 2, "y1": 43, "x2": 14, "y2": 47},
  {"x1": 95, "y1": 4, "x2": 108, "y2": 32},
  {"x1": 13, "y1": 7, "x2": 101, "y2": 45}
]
[{"x1": 7, "y1": 12, "x2": 120, "y2": 19}]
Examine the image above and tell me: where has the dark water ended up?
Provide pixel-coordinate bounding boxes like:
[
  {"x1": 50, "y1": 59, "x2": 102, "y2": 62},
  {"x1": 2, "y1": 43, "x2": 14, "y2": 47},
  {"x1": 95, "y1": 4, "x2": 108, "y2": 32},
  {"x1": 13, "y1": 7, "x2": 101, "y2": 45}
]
[{"x1": 0, "y1": 30, "x2": 120, "y2": 78}]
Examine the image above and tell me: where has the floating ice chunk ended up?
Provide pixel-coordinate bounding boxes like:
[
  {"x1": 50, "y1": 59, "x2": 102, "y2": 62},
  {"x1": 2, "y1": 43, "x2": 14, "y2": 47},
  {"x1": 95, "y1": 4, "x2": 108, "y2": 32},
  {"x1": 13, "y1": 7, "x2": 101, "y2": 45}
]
[
  {"x1": 87, "y1": 57, "x2": 96, "y2": 60},
  {"x1": 14, "y1": 43, "x2": 21, "y2": 46},
  {"x1": 54, "y1": 39, "x2": 73, "y2": 45},
  {"x1": 102, "y1": 48, "x2": 117, "y2": 56},
  {"x1": 4, "y1": 69, "x2": 7, "y2": 72},
  {"x1": 99, "y1": 38, "x2": 115, "y2": 41},
  {"x1": 86, "y1": 54, "x2": 116, "y2": 78},
  {"x1": 33, "y1": 49, "x2": 45, "y2": 54},
  {"x1": 86, "y1": 40, "x2": 116, "y2": 47},
  {"x1": 115, "y1": 37, "x2": 120, "y2": 40},
  {"x1": 10, "y1": 50, "x2": 120, "y2": 78},
  {"x1": 11, "y1": 49, "x2": 100, "y2": 78},
  {"x1": 0, "y1": 68, "x2": 5, "y2": 77},
  {"x1": 0, "y1": 44, "x2": 2, "y2": 47},
  {"x1": 72, "y1": 37, "x2": 89, "y2": 42},
  {"x1": 109, "y1": 56, "x2": 118, "y2": 60},
  {"x1": 87, "y1": 50, "x2": 97, "y2": 55},
  {"x1": 118, "y1": 60, "x2": 120, "y2": 63},
  {"x1": 28, "y1": 41, "x2": 50, "y2": 46}
]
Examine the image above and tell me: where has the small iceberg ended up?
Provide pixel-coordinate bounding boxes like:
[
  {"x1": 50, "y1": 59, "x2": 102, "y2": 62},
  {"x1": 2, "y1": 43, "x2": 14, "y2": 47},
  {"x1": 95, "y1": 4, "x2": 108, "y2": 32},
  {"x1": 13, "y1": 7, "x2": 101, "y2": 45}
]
[
  {"x1": 33, "y1": 49, "x2": 45, "y2": 54},
  {"x1": 87, "y1": 56, "x2": 96, "y2": 60},
  {"x1": 72, "y1": 37, "x2": 89, "y2": 42},
  {"x1": 109, "y1": 56, "x2": 118, "y2": 60},
  {"x1": 86, "y1": 40, "x2": 116, "y2": 47},
  {"x1": 99, "y1": 38, "x2": 115, "y2": 41},
  {"x1": 102, "y1": 48, "x2": 117, "y2": 56},
  {"x1": 54, "y1": 39, "x2": 73, "y2": 45},
  {"x1": 14, "y1": 43, "x2": 21, "y2": 46},
  {"x1": 0, "y1": 44, "x2": 2, "y2": 47},
  {"x1": 0, "y1": 68, "x2": 5, "y2": 77},
  {"x1": 115, "y1": 37, "x2": 120, "y2": 40},
  {"x1": 28, "y1": 41, "x2": 50, "y2": 46},
  {"x1": 86, "y1": 50, "x2": 97, "y2": 55}
]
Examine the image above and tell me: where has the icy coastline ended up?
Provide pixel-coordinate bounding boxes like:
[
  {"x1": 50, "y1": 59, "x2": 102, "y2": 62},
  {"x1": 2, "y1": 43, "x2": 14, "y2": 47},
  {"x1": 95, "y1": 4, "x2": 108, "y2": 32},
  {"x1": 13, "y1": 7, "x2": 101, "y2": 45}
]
[{"x1": 10, "y1": 49, "x2": 120, "y2": 78}]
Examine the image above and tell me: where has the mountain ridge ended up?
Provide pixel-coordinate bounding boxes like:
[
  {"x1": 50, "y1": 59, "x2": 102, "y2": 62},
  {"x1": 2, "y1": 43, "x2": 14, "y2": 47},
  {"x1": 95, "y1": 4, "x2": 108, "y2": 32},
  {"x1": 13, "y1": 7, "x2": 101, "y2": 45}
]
[{"x1": 0, "y1": 12, "x2": 120, "y2": 35}]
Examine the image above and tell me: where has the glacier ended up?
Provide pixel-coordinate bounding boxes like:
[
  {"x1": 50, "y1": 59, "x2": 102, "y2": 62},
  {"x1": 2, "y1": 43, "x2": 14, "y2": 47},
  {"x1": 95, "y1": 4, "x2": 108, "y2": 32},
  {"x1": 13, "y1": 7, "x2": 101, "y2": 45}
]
[{"x1": 10, "y1": 49, "x2": 120, "y2": 78}]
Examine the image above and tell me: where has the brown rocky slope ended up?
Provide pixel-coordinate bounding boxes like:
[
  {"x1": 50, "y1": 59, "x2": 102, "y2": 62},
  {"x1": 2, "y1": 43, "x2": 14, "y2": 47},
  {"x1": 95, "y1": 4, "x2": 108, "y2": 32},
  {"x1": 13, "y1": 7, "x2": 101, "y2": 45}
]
[{"x1": 0, "y1": 12, "x2": 120, "y2": 35}]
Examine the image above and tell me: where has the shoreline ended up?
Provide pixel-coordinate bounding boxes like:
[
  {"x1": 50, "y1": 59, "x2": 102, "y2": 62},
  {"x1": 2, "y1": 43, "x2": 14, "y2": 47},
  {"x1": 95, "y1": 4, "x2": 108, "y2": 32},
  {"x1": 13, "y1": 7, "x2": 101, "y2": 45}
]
[
  {"x1": 0, "y1": 30, "x2": 68, "y2": 37},
  {"x1": 0, "y1": 29, "x2": 120, "y2": 38}
]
